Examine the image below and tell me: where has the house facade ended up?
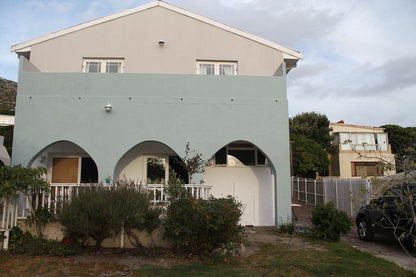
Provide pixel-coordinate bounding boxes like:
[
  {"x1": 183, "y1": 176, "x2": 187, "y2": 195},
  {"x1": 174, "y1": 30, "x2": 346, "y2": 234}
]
[
  {"x1": 10, "y1": 1, "x2": 302, "y2": 226},
  {"x1": 329, "y1": 122, "x2": 396, "y2": 178}
]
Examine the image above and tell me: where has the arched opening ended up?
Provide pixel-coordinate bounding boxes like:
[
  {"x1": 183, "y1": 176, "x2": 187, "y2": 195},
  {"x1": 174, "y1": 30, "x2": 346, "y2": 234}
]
[
  {"x1": 29, "y1": 140, "x2": 98, "y2": 184},
  {"x1": 205, "y1": 140, "x2": 275, "y2": 226},
  {"x1": 114, "y1": 141, "x2": 188, "y2": 185}
]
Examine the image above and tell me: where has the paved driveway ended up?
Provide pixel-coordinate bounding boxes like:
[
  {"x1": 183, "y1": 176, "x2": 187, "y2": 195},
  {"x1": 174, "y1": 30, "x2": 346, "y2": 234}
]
[
  {"x1": 342, "y1": 229, "x2": 416, "y2": 272},
  {"x1": 292, "y1": 200, "x2": 416, "y2": 272}
]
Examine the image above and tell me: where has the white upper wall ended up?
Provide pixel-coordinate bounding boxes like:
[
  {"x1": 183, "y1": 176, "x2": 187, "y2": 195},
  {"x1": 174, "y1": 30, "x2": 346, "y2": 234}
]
[{"x1": 12, "y1": 2, "x2": 302, "y2": 76}]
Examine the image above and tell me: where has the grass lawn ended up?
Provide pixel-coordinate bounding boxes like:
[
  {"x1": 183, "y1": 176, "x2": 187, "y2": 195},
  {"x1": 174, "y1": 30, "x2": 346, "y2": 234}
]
[{"x1": 1, "y1": 232, "x2": 415, "y2": 276}]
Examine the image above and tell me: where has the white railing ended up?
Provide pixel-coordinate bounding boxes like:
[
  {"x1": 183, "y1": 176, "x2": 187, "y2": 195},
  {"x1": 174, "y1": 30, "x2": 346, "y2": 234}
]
[
  {"x1": 147, "y1": 183, "x2": 212, "y2": 206},
  {"x1": 15, "y1": 183, "x2": 212, "y2": 217}
]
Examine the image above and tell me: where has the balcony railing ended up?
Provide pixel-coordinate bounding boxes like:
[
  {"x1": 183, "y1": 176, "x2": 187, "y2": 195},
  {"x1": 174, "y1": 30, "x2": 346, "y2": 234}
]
[{"x1": 10, "y1": 183, "x2": 212, "y2": 220}]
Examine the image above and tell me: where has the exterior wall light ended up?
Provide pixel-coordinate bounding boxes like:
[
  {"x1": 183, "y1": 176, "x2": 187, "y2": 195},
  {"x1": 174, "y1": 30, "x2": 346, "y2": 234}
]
[
  {"x1": 158, "y1": 40, "x2": 165, "y2": 46},
  {"x1": 104, "y1": 102, "x2": 112, "y2": 112}
]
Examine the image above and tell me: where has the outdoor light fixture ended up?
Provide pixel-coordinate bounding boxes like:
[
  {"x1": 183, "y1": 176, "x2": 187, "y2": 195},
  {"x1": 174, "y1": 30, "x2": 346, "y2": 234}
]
[
  {"x1": 158, "y1": 40, "x2": 165, "y2": 46},
  {"x1": 104, "y1": 102, "x2": 112, "y2": 112}
]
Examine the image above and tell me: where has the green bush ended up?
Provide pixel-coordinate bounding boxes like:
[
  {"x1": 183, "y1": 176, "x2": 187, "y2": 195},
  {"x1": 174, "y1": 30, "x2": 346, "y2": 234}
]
[
  {"x1": 58, "y1": 182, "x2": 161, "y2": 248},
  {"x1": 164, "y1": 176, "x2": 244, "y2": 261},
  {"x1": 311, "y1": 202, "x2": 353, "y2": 242},
  {"x1": 8, "y1": 226, "x2": 82, "y2": 256},
  {"x1": 25, "y1": 206, "x2": 56, "y2": 237}
]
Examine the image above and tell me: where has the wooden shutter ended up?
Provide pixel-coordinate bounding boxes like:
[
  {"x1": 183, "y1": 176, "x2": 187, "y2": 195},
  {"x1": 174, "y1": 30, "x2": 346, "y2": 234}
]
[{"x1": 52, "y1": 158, "x2": 79, "y2": 183}]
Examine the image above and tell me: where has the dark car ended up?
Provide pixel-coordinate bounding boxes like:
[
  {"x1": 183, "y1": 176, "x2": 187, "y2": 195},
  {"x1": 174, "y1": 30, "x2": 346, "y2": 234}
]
[{"x1": 356, "y1": 183, "x2": 416, "y2": 245}]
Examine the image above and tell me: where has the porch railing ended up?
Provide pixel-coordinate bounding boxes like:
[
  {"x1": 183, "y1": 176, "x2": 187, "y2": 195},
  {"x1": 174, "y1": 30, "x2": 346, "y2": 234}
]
[{"x1": 13, "y1": 183, "x2": 212, "y2": 219}]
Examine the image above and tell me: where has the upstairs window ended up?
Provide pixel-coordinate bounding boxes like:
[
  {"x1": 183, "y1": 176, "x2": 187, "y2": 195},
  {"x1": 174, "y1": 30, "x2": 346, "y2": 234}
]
[
  {"x1": 338, "y1": 132, "x2": 389, "y2": 151},
  {"x1": 83, "y1": 58, "x2": 124, "y2": 73},
  {"x1": 196, "y1": 61, "x2": 237, "y2": 75}
]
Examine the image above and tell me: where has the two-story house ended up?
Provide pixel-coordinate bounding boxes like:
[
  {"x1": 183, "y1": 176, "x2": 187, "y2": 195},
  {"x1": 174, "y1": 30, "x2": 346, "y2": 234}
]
[
  {"x1": 329, "y1": 121, "x2": 396, "y2": 178},
  {"x1": 9, "y1": 1, "x2": 302, "y2": 227}
]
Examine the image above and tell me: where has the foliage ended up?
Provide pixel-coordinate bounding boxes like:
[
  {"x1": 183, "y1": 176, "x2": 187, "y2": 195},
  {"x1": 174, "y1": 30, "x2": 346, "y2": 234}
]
[
  {"x1": 58, "y1": 182, "x2": 161, "y2": 248},
  {"x1": 182, "y1": 142, "x2": 205, "y2": 184},
  {"x1": 291, "y1": 134, "x2": 330, "y2": 178},
  {"x1": 0, "y1": 77, "x2": 17, "y2": 112},
  {"x1": 277, "y1": 221, "x2": 296, "y2": 234},
  {"x1": 289, "y1": 112, "x2": 334, "y2": 153},
  {"x1": 8, "y1": 226, "x2": 82, "y2": 256},
  {"x1": 164, "y1": 182, "x2": 244, "y2": 261},
  {"x1": 381, "y1": 124, "x2": 416, "y2": 156},
  {"x1": 0, "y1": 165, "x2": 50, "y2": 237},
  {"x1": 0, "y1": 165, "x2": 49, "y2": 200},
  {"x1": 311, "y1": 202, "x2": 352, "y2": 242},
  {"x1": 289, "y1": 112, "x2": 333, "y2": 177},
  {"x1": 25, "y1": 206, "x2": 56, "y2": 237}
]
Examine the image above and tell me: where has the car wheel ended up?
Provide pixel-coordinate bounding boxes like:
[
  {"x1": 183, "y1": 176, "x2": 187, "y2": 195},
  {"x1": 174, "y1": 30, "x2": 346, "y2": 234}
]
[{"x1": 357, "y1": 216, "x2": 374, "y2": 241}]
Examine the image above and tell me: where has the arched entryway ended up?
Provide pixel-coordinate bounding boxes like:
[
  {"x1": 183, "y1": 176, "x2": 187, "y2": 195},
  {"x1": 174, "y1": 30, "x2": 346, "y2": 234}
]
[
  {"x1": 114, "y1": 141, "x2": 188, "y2": 185},
  {"x1": 205, "y1": 140, "x2": 275, "y2": 226},
  {"x1": 28, "y1": 140, "x2": 98, "y2": 184}
]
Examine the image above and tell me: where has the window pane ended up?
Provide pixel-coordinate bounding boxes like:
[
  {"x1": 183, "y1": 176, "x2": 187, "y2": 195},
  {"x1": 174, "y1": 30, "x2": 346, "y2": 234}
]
[
  {"x1": 86, "y1": 62, "x2": 101, "y2": 73},
  {"x1": 340, "y1": 133, "x2": 351, "y2": 150},
  {"x1": 220, "y1": 64, "x2": 235, "y2": 75},
  {"x1": 169, "y1": 156, "x2": 188, "y2": 183},
  {"x1": 228, "y1": 150, "x2": 255, "y2": 166},
  {"x1": 106, "y1": 62, "x2": 121, "y2": 73},
  {"x1": 81, "y1": 157, "x2": 98, "y2": 183},
  {"x1": 215, "y1": 147, "x2": 227, "y2": 165},
  {"x1": 199, "y1": 64, "x2": 214, "y2": 75},
  {"x1": 377, "y1": 133, "x2": 388, "y2": 150},
  {"x1": 257, "y1": 150, "x2": 266, "y2": 165},
  {"x1": 147, "y1": 158, "x2": 166, "y2": 184}
]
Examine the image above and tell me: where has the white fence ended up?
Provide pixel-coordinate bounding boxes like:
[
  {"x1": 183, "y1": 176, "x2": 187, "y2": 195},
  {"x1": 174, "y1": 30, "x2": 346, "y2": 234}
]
[
  {"x1": 292, "y1": 177, "x2": 371, "y2": 217},
  {"x1": 1, "y1": 183, "x2": 212, "y2": 250}
]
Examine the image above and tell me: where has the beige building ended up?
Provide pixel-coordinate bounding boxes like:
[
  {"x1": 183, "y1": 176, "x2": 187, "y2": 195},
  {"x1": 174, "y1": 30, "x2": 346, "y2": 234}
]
[{"x1": 329, "y1": 122, "x2": 396, "y2": 178}]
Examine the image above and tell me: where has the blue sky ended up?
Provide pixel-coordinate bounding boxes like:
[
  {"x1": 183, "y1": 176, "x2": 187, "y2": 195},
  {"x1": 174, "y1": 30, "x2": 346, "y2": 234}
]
[{"x1": 1, "y1": 0, "x2": 415, "y2": 127}]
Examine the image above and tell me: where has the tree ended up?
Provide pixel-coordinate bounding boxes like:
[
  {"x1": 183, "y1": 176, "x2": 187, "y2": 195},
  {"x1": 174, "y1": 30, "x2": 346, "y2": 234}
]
[
  {"x1": 0, "y1": 165, "x2": 50, "y2": 236},
  {"x1": 289, "y1": 112, "x2": 333, "y2": 177},
  {"x1": 290, "y1": 112, "x2": 334, "y2": 154},
  {"x1": 291, "y1": 135, "x2": 330, "y2": 178},
  {"x1": 182, "y1": 142, "x2": 205, "y2": 184},
  {"x1": 381, "y1": 124, "x2": 416, "y2": 155}
]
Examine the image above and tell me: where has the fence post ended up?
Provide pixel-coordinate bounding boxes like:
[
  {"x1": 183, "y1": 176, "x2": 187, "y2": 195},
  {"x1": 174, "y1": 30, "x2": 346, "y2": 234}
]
[
  {"x1": 305, "y1": 178, "x2": 308, "y2": 205},
  {"x1": 335, "y1": 178, "x2": 339, "y2": 209},
  {"x1": 349, "y1": 179, "x2": 353, "y2": 217},
  {"x1": 314, "y1": 179, "x2": 317, "y2": 206},
  {"x1": 297, "y1": 177, "x2": 300, "y2": 200}
]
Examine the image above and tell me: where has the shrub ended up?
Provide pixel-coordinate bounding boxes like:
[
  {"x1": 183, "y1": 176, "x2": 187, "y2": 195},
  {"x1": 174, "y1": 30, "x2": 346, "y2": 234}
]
[
  {"x1": 8, "y1": 226, "x2": 82, "y2": 256},
  {"x1": 278, "y1": 221, "x2": 296, "y2": 234},
  {"x1": 58, "y1": 182, "x2": 161, "y2": 248},
  {"x1": 311, "y1": 202, "x2": 353, "y2": 242},
  {"x1": 164, "y1": 175, "x2": 245, "y2": 261},
  {"x1": 25, "y1": 206, "x2": 56, "y2": 237}
]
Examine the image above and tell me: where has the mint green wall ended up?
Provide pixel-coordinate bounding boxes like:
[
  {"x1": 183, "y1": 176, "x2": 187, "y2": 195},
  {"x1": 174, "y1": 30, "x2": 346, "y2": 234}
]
[{"x1": 12, "y1": 57, "x2": 292, "y2": 224}]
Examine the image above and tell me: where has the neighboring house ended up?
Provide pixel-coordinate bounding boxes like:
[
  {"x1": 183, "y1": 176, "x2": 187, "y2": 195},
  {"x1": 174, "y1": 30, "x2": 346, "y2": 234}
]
[
  {"x1": 329, "y1": 121, "x2": 396, "y2": 178},
  {"x1": 10, "y1": 1, "x2": 302, "y2": 226}
]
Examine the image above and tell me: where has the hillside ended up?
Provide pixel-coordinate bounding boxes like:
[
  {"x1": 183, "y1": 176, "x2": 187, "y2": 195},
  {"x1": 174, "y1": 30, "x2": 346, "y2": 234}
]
[{"x1": 0, "y1": 77, "x2": 17, "y2": 113}]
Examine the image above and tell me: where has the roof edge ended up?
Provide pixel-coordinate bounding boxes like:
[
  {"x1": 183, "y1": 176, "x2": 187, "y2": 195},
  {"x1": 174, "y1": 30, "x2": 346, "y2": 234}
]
[{"x1": 11, "y1": 1, "x2": 303, "y2": 59}]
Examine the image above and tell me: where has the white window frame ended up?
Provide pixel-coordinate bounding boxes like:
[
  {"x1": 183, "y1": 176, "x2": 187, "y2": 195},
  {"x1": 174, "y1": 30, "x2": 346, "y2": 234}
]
[
  {"x1": 196, "y1": 61, "x2": 237, "y2": 75},
  {"x1": 82, "y1": 58, "x2": 124, "y2": 73},
  {"x1": 143, "y1": 155, "x2": 169, "y2": 185}
]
